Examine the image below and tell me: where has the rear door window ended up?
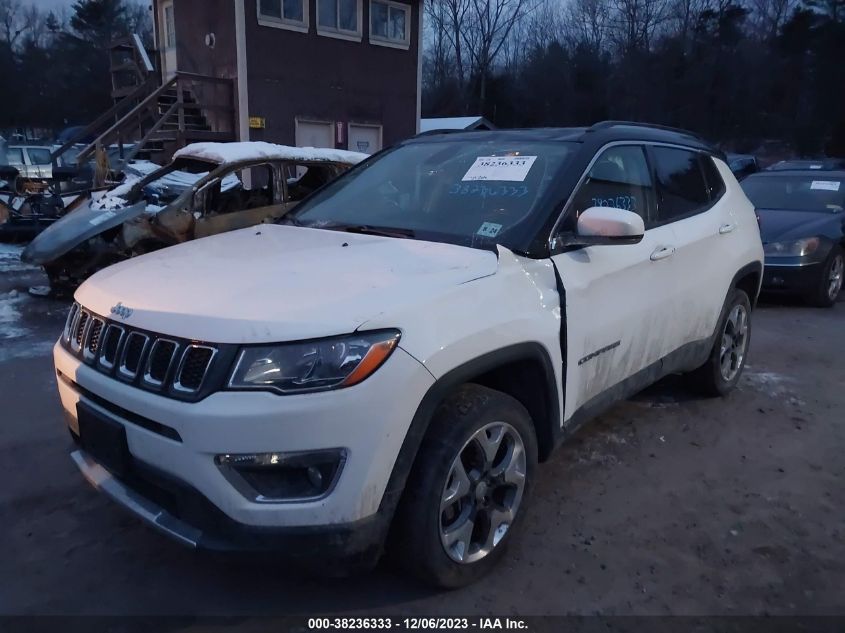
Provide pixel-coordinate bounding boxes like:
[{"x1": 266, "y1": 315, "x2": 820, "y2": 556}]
[
  {"x1": 652, "y1": 147, "x2": 711, "y2": 223},
  {"x1": 26, "y1": 148, "x2": 52, "y2": 166}
]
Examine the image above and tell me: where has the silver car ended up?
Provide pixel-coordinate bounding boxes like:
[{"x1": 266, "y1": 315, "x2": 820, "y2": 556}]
[{"x1": 6, "y1": 145, "x2": 53, "y2": 180}]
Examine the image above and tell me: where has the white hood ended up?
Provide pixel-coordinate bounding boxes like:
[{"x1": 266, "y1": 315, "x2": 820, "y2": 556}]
[{"x1": 75, "y1": 224, "x2": 499, "y2": 343}]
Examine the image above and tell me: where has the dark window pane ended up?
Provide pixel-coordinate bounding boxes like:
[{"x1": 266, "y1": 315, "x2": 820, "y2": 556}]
[
  {"x1": 283, "y1": 0, "x2": 303, "y2": 22},
  {"x1": 6, "y1": 148, "x2": 24, "y2": 164},
  {"x1": 701, "y1": 156, "x2": 726, "y2": 199},
  {"x1": 339, "y1": 0, "x2": 357, "y2": 31},
  {"x1": 371, "y1": 1, "x2": 388, "y2": 37},
  {"x1": 389, "y1": 5, "x2": 405, "y2": 40},
  {"x1": 260, "y1": 0, "x2": 281, "y2": 18},
  {"x1": 27, "y1": 148, "x2": 51, "y2": 165},
  {"x1": 570, "y1": 145, "x2": 653, "y2": 221},
  {"x1": 319, "y1": 0, "x2": 338, "y2": 27},
  {"x1": 653, "y1": 147, "x2": 709, "y2": 222}
]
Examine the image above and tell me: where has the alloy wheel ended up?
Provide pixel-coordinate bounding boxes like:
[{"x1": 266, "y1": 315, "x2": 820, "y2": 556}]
[
  {"x1": 828, "y1": 254, "x2": 844, "y2": 301},
  {"x1": 720, "y1": 304, "x2": 749, "y2": 382},
  {"x1": 439, "y1": 422, "x2": 527, "y2": 564}
]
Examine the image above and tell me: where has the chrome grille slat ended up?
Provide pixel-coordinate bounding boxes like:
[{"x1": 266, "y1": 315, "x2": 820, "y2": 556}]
[
  {"x1": 83, "y1": 317, "x2": 105, "y2": 361},
  {"x1": 118, "y1": 332, "x2": 149, "y2": 379},
  {"x1": 60, "y1": 304, "x2": 218, "y2": 399},
  {"x1": 98, "y1": 324, "x2": 125, "y2": 370},
  {"x1": 174, "y1": 345, "x2": 217, "y2": 393},
  {"x1": 70, "y1": 309, "x2": 88, "y2": 352},
  {"x1": 143, "y1": 339, "x2": 179, "y2": 388}
]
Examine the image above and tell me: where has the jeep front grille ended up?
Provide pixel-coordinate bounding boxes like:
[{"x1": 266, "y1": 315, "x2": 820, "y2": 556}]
[{"x1": 60, "y1": 302, "x2": 228, "y2": 401}]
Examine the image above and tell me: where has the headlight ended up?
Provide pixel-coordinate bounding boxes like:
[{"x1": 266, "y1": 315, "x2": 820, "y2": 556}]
[
  {"x1": 228, "y1": 330, "x2": 401, "y2": 394},
  {"x1": 764, "y1": 237, "x2": 820, "y2": 257}
]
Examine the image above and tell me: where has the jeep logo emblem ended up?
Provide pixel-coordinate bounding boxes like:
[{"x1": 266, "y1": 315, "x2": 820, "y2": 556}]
[{"x1": 110, "y1": 302, "x2": 134, "y2": 320}]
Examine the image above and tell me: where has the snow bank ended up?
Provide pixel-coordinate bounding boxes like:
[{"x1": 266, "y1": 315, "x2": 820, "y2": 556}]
[
  {"x1": 0, "y1": 243, "x2": 37, "y2": 273},
  {"x1": 174, "y1": 141, "x2": 369, "y2": 166},
  {"x1": 0, "y1": 289, "x2": 27, "y2": 339}
]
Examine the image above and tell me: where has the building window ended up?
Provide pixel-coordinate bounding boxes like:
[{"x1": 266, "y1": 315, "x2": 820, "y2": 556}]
[
  {"x1": 258, "y1": 0, "x2": 309, "y2": 33},
  {"x1": 369, "y1": 0, "x2": 410, "y2": 49},
  {"x1": 317, "y1": 0, "x2": 362, "y2": 40},
  {"x1": 163, "y1": 3, "x2": 175, "y2": 48}
]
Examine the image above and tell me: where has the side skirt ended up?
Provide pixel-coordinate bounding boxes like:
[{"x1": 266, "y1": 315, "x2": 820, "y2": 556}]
[{"x1": 555, "y1": 336, "x2": 713, "y2": 449}]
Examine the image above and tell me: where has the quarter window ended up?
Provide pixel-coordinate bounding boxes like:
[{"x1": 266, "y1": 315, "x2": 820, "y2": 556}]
[
  {"x1": 318, "y1": 0, "x2": 361, "y2": 37},
  {"x1": 652, "y1": 147, "x2": 710, "y2": 223},
  {"x1": 370, "y1": 0, "x2": 410, "y2": 48},
  {"x1": 701, "y1": 155, "x2": 726, "y2": 200},
  {"x1": 259, "y1": 0, "x2": 308, "y2": 31},
  {"x1": 569, "y1": 145, "x2": 654, "y2": 223}
]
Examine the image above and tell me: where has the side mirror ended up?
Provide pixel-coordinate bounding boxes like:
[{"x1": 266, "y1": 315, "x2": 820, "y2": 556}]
[{"x1": 552, "y1": 207, "x2": 645, "y2": 251}]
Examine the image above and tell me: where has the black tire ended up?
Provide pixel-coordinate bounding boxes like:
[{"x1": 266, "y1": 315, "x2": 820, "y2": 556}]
[
  {"x1": 690, "y1": 288, "x2": 752, "y2": 397},
  {"x1": 807, "y1": 245, "x2": 844, "y2": 308},
  {"x1": 390, "y1": 384, "x2": 538, "y2": 588}
]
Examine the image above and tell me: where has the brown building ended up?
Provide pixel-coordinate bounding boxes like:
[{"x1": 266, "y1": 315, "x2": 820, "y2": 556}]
[{"x1": 152, "y1": 0, "x2": 422, "y2": 154}]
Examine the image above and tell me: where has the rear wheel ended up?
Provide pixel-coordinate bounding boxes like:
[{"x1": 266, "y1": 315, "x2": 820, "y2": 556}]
[
  {"x1": 807, "y1": 246, "x2": 843, "y2": 307},
  {"x1": 690, "y1": 288, "x2": 752, "y2": 397},
  {"x1": 391, "y1": 384, "x2": 537, "y2": 588}
]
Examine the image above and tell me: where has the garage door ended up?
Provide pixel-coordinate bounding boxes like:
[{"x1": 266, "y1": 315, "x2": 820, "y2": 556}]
[
  {"x1": 348, "y1": 124, "x2": 382, "y2": 154},
  {"x1": 295, "y1": 119, "x2": 334, "y2": 148}
]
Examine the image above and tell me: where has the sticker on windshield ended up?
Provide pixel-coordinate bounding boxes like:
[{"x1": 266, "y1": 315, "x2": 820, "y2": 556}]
[
  {"x1": 463, "y1": 156, "x2": 537, "y2": 182},
  {"x1": 810, "y1": 180, "x2": 841, "y2": 191},
  {"x1": 89, "y1": 210, "x2": 116, "y2": 226},
  {"x1": 477, "y1": 222, "x2": 503, "y2": 238}
]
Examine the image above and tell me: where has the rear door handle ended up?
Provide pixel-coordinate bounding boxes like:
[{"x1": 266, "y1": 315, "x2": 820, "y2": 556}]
[
  {"x1": 719, "y1": 223, "x2": 736, "y2": 234},
  {"x1": 650, "y1": 246, "x2": 676, "y2": 261}
]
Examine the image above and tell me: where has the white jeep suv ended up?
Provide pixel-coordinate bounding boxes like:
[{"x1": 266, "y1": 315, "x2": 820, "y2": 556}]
[{"x1": 54, "y1": 123, "x2": 764, "y2": 587}]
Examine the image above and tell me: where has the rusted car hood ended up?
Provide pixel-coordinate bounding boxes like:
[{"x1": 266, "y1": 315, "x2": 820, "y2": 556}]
[
  {"x1": 21, "y1": 200, "x2": 147, "y2": 264},
  {"x1": 75, "y1": 224, "x2": 499, "y2": 343}
]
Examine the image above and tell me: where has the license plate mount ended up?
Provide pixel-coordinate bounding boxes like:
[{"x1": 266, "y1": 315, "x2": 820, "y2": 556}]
[{"x1": 77, "y1": 402, "x2": 131, "y2": 477}]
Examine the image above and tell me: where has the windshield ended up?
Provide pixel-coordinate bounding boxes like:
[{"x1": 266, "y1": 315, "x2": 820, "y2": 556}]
[
  {"x1": 286, "y1": 139, "x2": 576, "y2": 250},
  {"x1": 742, "y1": 175, "x2": 844, "y2": 212}
]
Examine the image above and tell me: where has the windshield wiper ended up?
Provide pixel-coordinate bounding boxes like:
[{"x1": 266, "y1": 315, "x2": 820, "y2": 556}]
[{"x1": 334, "y1": 224, "x2": 416, "y2": 239}]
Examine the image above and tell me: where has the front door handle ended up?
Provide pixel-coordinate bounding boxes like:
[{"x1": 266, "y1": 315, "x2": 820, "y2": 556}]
[
  {"x1": 650, "y1": 246, "x2": 676, "y2": 261},
  {"x1": 719, "y1": 223, "x2": 736, "y2": 234}
]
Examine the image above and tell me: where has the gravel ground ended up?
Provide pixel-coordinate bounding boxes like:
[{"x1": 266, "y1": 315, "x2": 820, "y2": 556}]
[{"x1": 1, "y1": 244, "x2": 843, "y2": 616}]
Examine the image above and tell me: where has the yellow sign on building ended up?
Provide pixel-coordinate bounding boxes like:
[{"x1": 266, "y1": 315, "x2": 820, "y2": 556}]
[{"x1": 249, "y1": 117, "x2": 266, "y2": 129}]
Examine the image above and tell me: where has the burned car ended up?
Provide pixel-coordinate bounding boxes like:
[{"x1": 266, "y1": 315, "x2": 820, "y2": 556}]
[
  {"x1": 21, "y1": 142, "x2": 367, "y2": 290},
  {"x1": 0, "y1": 165, "x2": 69, "y2": 241}
]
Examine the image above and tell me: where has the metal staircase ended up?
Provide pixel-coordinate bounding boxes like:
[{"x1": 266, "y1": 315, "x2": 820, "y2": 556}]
[{"x1": 51, "y1": 34, "x2": 237, "y2": 175}]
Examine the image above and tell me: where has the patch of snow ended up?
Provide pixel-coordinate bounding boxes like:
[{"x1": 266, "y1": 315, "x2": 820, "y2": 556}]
[
  {"x1": 0, "y1": 290, "x2": 28, "y2": 339},
  {"x1": 174, "y1": 141, "x2": 368, "y2": 166},
  {"x1": 742, "y1": 368, "x2": 800, "y2": 402},
  {"x1": 0, "y1": 242, "x2": 37, "y2": 273}
]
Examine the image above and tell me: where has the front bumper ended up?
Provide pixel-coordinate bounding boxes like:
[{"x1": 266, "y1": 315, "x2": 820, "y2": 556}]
[
  {"x1": 70, "y1": 449, "x2": 388, "y2": 564},
  {"x1": 762, "y1": 260, "x2": 821, "y2": 294},
  {"x1": 55, "y1": 341, "x2": 434, "y2": 553}
]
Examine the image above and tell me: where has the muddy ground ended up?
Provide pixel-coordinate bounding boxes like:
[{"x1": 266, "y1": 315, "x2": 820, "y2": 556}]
[{"x1": 1, "y1": 242, "x2": 843, "y2": 616}]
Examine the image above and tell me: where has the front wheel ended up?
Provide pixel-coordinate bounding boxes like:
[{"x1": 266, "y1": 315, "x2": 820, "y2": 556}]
[
  {"x1": 808, "y1": 245, "x2": 843, "y2": 307},
  {"x1": 690, "y1": 288, "x2": 752, "y2": 397},
  {"x1": 391, "y1": 384, "x2": 537, "y2": 588}
]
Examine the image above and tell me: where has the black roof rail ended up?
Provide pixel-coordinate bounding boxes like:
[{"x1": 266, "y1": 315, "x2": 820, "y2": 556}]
[
  {"x1": 414, "y1": 128, "x2": 484, "y2": 137},
  {"x1": 588, "y1": 120, "x2": 704, "y2": 141}
]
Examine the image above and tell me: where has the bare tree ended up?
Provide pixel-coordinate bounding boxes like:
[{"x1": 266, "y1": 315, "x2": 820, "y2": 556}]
[
  {"x1": 748, "y1": 0, "x2": 798, "y2": 37},
  {"x1": 426, "y1": 0, "x2": 471, "y2": 87},
  {"x1": 562, "y1": 0, "x2": 612, "y2": 52},
  {"x1": 607, "y1": 0, "x2": 670, "y2": 52},
  {"x1": 463, "y1": 0, "x2": 537, "y2": 106},
  {"x1": 0, "y1": 0, "x2": 36, "y2": 48}
]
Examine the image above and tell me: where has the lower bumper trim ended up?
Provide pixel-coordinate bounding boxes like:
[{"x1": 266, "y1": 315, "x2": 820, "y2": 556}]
[
  {"x1": 71, "y1": 450, "x2": 201, "y2": 548},
  {"x1": 70, "y1": 449, "x2": 390, "y2": 569}
]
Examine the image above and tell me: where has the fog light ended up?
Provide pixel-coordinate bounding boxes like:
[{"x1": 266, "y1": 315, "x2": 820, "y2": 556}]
[{"x1": 216, "y1": 449, "x2": 345, "y2": 502}]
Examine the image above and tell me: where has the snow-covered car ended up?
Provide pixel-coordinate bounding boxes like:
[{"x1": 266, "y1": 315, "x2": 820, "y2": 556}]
[
  {"x1": 54, "y1": 122, "x2": 763, "y2": 587},
  {"x1": 21, "y1": 142, "x2": 367, "y2": 291}
]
